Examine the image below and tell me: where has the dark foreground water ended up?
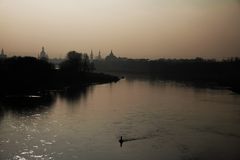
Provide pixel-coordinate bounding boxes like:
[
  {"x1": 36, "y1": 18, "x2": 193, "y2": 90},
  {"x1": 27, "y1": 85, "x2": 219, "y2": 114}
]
[{"x1": 1, "y1": 77, "x2": 240, "y2": 160}]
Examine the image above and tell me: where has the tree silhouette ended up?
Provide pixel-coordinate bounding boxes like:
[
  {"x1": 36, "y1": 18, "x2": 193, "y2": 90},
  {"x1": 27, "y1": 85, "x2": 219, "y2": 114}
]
[{"x1": 60, "y1": 51, "x2": 93, "y2": 73}]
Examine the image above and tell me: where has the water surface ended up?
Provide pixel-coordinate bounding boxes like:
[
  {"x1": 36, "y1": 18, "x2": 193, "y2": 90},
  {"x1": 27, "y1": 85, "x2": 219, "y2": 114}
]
[{"x1": 1, "y1": 77, "x2": 240, "y2": 160}]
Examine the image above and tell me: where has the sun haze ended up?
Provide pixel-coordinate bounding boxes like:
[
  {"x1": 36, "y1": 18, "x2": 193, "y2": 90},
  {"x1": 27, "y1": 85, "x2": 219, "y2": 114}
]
[{"x1": 0, "y1": 0, "x2": 240, "y2": 59}]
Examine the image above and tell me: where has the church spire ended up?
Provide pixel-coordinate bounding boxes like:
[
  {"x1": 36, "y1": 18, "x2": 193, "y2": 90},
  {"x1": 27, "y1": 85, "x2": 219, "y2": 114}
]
[
  {"x1": 96, "y1": 50, "x2": 102, "y2": 60},
  {"x1": 90, "y1": 49, "x2": 94, "y2": 61},
  {"x1": 0, "y1": 48, "x2": 7, "y2": 59}
]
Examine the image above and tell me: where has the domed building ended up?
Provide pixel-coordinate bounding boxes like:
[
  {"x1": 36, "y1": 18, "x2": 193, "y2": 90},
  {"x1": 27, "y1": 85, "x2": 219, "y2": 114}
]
[
  {"x1": 105, "y1": 50, "x2": 118, "y2": 61},
  {"x1": 38, "y1": 47, "x2": 48, "y2": 61}
]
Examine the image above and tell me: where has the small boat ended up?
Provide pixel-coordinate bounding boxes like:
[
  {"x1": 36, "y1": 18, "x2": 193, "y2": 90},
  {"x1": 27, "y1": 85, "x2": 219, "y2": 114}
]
[{"x1": 119, "y1": 136, "x2": 123, "y2": 147}]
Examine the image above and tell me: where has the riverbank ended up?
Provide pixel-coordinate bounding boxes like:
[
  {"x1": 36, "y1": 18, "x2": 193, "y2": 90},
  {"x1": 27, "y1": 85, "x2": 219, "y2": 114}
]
[
  {"x1": 94, "y1": 58, "x2": 240, "y2": 94},
  {"x1": 0, "y1": 56, "x2": 120, "y2": 95},
  {"x1": 97, "y1": 71, "x2": 240, "y2": 94},
  {"x1": 0, "y1": 71, "x2": 120, "y2": 95}
]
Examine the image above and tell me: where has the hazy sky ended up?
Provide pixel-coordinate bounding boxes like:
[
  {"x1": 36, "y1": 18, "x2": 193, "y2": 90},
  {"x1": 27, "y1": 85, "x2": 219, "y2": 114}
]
[{"x1": 0, "y1": 0, "x2": 240, "y2": 59}]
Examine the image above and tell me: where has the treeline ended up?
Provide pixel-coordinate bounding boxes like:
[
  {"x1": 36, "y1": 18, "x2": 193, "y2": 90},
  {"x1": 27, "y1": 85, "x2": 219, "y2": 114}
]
[
  {"x1": 0, "y1": 51, "x2": 118, "y2": 94},
  {"x1": 94, "y1": 57, "x2": 240, "y2": 91},
  {"x1": 60, "y1": 51, "x2": 94, "y2": 72}
]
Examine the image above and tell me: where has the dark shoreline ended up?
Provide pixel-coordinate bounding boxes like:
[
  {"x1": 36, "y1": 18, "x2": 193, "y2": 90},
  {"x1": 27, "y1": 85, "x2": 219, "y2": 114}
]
[
  {"x1": 0, "y1": 55, "x2": 120, "y2": 96},
  {"x1": 0, "y1": 72, "x2": 120, "y2": 96},
  {"x1": 0, "y1": 71, "x2": 120, "y2": 113},
  {"x1": 94, "y1": 57, "x2": 240, "y2": 94},
  {"x1": 98, "y1": 71, "x2": 240, "y2": 94}
]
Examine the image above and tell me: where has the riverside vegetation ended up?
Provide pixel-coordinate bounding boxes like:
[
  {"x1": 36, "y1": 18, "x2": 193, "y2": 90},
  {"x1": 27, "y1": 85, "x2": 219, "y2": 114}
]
[{"x1": 0, "y1": 51, "x2": 119, "y2": 95}]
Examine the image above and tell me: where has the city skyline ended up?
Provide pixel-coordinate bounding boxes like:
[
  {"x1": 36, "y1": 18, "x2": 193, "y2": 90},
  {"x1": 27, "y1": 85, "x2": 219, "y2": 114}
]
[
  {"x1": 1, "y1": 0, "x2": 240, "y2": 59},
  {"x1": 0, "y1": 47, "x2": 120, "y2": 59}
]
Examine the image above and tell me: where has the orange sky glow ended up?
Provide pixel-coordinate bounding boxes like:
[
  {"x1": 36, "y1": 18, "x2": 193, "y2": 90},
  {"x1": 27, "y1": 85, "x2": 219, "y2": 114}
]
[{"x1": 0, "y1": 0, "x2": 240, "y2": 59}]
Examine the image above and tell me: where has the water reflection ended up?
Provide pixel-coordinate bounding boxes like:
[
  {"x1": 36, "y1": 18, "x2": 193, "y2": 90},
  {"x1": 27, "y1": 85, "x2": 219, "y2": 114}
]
[
  {"x1": 0, "y1": 85, "x2": 95, "y2": 160},
  {"x1": 0, "y1": 107, "x2": 4, "y2": 122},
  {"x1": 110, "y1": 72, "x2": 235, "y2": 93},
  {"x1": 0, "y1": 76, "x2": 240, "y2": 160},
  {"x1": 58, "y1": 86, "x2": 94, "y2": 104},
  {"x1": 0, "y1": 94, "x2": 56, "y2": 116},
  {"x1": 0, "y1": 86, "x2": 93, "y2": 121}
]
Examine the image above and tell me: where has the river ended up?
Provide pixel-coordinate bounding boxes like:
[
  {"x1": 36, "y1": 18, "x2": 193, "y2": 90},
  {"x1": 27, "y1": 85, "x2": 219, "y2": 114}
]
[{"x1": 1, "y1": 76, "x2": 240, "y2": 160}]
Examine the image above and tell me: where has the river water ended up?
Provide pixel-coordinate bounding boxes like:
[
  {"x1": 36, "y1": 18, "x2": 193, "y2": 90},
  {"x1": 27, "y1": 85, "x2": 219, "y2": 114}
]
[{"x1": 1, "y1": 76, "x2": 240, "y2": 160}]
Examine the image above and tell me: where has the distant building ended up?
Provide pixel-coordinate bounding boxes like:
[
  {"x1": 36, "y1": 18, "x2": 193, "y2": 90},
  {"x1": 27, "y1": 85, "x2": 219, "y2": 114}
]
[
  {"x1": 96, "y1": 50, "x2": 103, "y2": 60},
  {"x1": 105, "y1": 50, "x2": 118, "y2": 61},
  {"x1": 90, "y1": 50, "x2": 94, "y2": 62},
  {"x1": 0, "y1": 48, "x2": 7, "y2": 59},
  {"x1": 49, "y1": 58, "x2": 64, "y2": 70},
  {"x1": 38, "y1": 46, "x2": 48, "y2": 61}
]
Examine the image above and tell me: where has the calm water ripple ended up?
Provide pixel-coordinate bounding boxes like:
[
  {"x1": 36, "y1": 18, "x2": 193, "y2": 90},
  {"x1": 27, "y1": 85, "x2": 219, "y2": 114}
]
[{"x1": 0, "y1": 77, "x2": 240, "y2": 160}]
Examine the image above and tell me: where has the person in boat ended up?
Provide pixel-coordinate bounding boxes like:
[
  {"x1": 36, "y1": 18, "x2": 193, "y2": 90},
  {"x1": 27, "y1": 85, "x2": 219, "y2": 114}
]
[{"x1": 119, "y1": 136, "x2": 123, "y2": 147}]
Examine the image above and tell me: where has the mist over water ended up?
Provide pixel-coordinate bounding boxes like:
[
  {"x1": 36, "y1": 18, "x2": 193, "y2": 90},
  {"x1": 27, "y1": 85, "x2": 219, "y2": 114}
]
[{"x1": 1, "y1": 76, "x2": 240, "y2": 160}]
